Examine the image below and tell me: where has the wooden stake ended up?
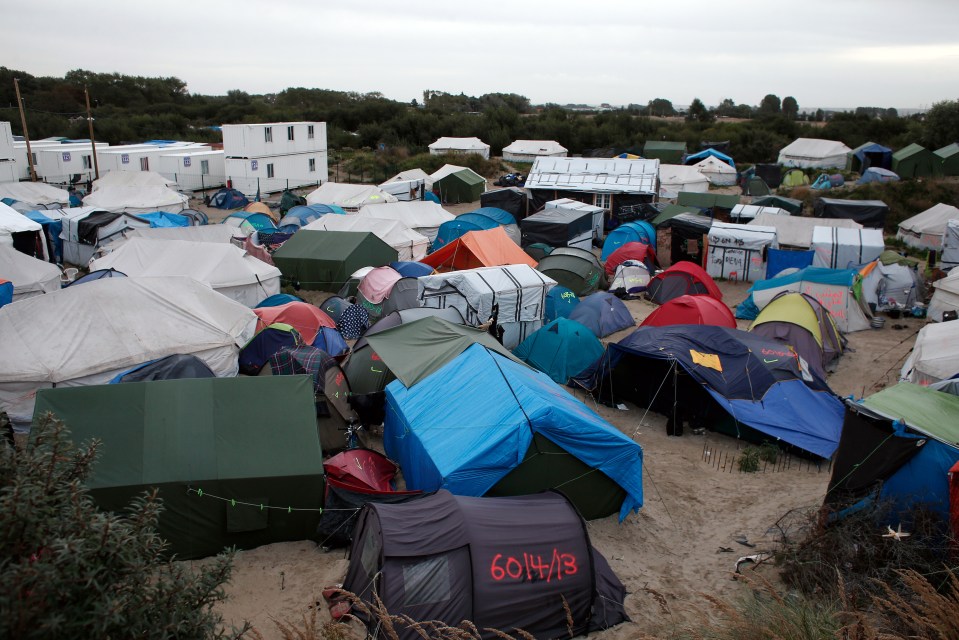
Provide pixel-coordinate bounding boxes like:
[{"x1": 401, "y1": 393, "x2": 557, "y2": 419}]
[
  {"x1": 84, "y1": 87, "x2": 100, "y2": 180},
  {"x1": 14, "y1": 78, "x2": 37, "y2": 181}
]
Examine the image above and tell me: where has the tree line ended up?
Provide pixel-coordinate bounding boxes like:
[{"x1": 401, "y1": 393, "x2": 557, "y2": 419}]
[{"x1": 1, "y1": 67, "x2": 957, "y2": 165}]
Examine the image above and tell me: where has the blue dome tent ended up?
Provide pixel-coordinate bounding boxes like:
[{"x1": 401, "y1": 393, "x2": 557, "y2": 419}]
[{"x1": 600, "y1": 221, "x2": 656, "y2": 261}]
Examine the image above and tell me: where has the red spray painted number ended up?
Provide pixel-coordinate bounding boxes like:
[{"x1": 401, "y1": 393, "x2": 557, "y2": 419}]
[{"x1": 489, "y1": 549, "x2": 578, "y2": 583}]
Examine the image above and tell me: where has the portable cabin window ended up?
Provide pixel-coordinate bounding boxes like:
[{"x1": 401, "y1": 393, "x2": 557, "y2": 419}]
[
  {"x1": 267, "y1": 163, "x2": 275, "y2": 179},
  {"x1": 200, "y1": 160, "x2": 210, "y2": 175},
  {"x1": 287, "y1": 126, "x2": 295, "y2": 141},
  {"x1": 264, "y1": 127, "x2": 273, "y2": 143},
  {"x1": 30, "y1": 152, "x2": 37, "y2": 165},
  {"x1": 139, "y1": 157, "x2": 149, "y2": 171},
  {"x1": 308, "y1": 125, "x2": 314, "y2": 139},
  {"x1": 593, "y1": 193, "x2": 611, "y2": 210},
  {"x1": 82, "y1": 155, "x2": 92, "y2": 169},
  {"x1": 308, "y1": 158, "x2": 316, "y2": 173}
]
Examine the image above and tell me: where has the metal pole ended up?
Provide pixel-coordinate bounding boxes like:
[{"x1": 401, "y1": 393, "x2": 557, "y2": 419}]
[
  {"x1": 84, "y1": 87, "x2": 100, "y2": 180},
  {"x1": 14, "y1": 78, "x2": 38, "y2": 181}
]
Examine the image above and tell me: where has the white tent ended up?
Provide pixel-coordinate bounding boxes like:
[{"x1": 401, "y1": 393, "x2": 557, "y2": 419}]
[
  {"x1": 0, "y1": 245, "x2": 62, "y2": 301},
  {"x1": 89, "y1": 238, "x2": 280, "y2": 307},
  {"x1": 305, "y1": 182, "x2": 397, "y2": 212},
  {"x1": 382, "y1": 168, "x2": 430, "y2": 186},
  {"x1": 693, "y1": 156, "x2": 738, "y2": 186},
  {"x1": 943, "y1": 220, "x2": 959, "y2": 271},
  {"x1": 0, "y1": 182, "x2": 70, "y2": 208},
  {"x1": 896, "y1": 203, "x2": 959, "y2": 251},
  {"x1": 811, "y1": 227, "x2": 884, "y2": 269},
  {"x1": 100, "y1": 223, "x2": 240, "y2": 253},
  {"x1": 429, "y1": 164, "x2": 487, "y2": 190},
  {"x1": 777, "y1": 138, "x2": 852, "y2": 169},
  {"x1": 860, "y1": 259, "x2": 924, "y2": 312},
  {"x1": 901, "y1": 321, "x2": 959, "y2": 385},
  {"x1": 93, "y1": 170, "x2": 179, "y2": 190},
  {"x1": 302, "y1": 214, "x2": 429, "y2": 261},
  {"x1": 355, "y1": 201, "x2": 454, "y2": 244},
  {"x1": 418, "y1": 264, "x2": 556, "y2": 349},
  {"x1": 502, "y1": 140, "x2": 568, "y2": 163},
  {"x1": 658, "y1": 164, "x2": 709, "y2": 198},
  {"x1": 748, "y1": 213, "x2": 862, "y2": 249},
  {"x1": 928, "y1": 269, "x2": 959, "y2": 322},
  {"x1": 0, "y1": 276, "x2": 257, "y2": 428},
  {"x1": 428, "y1": 137, "x2": 490, "y2": 159},
  {"x1": 706, "y1": 222, "x2": 778, "y2": 281},
  {"x1": 59, "y1": 207, "x2": 153, "y2": 265},
  {"x1": 730, "y1": 204, "x2": 789, "y2": 222},
  {"x1": 0, "y1": 202, "x2": 48, "y2": 261},
  {"x1": 82, "y1": 185, "x2": 188, "y2": 214}
]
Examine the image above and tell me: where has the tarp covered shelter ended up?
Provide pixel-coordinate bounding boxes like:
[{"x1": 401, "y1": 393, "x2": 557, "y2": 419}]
[
  {"x1": 302, "y1": 214, "x2": 428, "y2": 262},
  {"x1": 647, "y1": 261, "x2": 723, "y2": 304},
  {"x1": 640, "y1": 294, "x2": 736, "y2": 329},
  {"x1": 568, "y1": 292, "x2": 635, "y2": 338},
  {"x1": 751, "y1": 195, "x2": 803, "y2": 216},
  {"x1": 306, "y1": 182, "x2": 397, "y2": 212},
  {"x1": 89, "y1": 238, "x2": 281, "y2": 307},
  {"x1": 657, "y1": 212, "x2": 712, "y2": 264},
  {"x1": 730, "y1": 204, "x2": 789, "y2": 223},
  {"x1": 421, "y1": 227, "x2": 535, "y2": 272},
  {"x1": 846, "y1": 142, "x2": 893, "y2": 172},
  {"x1": 480, "y1": 187, "x2": 531, "y2": 221},
  {"x1": 705, "y1": 222, "x2": 778, "y2": 282},
  {"x1": 901, "y1": 321, "x2": 959, "y2": 385},
  {"x1": 811, "y1": 226, "x2": 885, "y2": 269},
  {"x1": 929, "y1": 268, "x2": 959, "y2": 322},
  {"x1": 935, "y1": 142, "x2": 959, "y2": 176},
  {"x1": 897, "y1": 203, "x2": 959, "y2": 251},
  {"x1": 579, "y1": 326, "x2": 844, "y2": 458},
  {"x1": 33, "y1": 376, "x2": 323, "y2": 559},
  {"x1": 512, "y1": 318, "x2": 604, "y2": 384},
  {"x1": 113, "y1": 224, "x2": 238, "y2": 249},
  {"x1": 777, "y1": 138, "x2": 852, "y2": 169},
  {"x1": 83, "y1": 185, "x2": 188, "y2": 214},
  {"x1": 544, "y1": 198, "x2": 605, "y2": 241},
  {"x1": 748, "y1": 213, "x2": 862, "y2": 249},
  {"x1": 0, "y1": 276, "x2": 256, "y2": 428},
  {"x1": 520, "y1": 206, "x2": 594, "y2": 250},
  {"x1": 418, "y1": 264, "x2": 555, "y2": 349},
  {"x1": 751, "y1": 292, "x2": 844, "y2": 380},
  {"x1": 0, "y1": 244, "x2": 62, "y2": 301},
  {"x1": 342, "y1": 490, "x2": 629, "y2": 640},
  {"x1": 814, "y1": 198, "x2": 889, "y2": 229},
  {"x1": 535, "y1": 247, "x2": 605, "y2": 296},
  {"x1": 753, "y1": 164, "x2": 783, "y2": 188},
  {"x1": 825, "y1": 384, "x2": 959, "y2": 524},
  {"x1": 355, "y1": 201, "x2": 454, "y2": 244},
  {"x1": 643, "y1": 140, "x2": 687, "y2": 164},
  {"x1": 57, "y1": 206, "x2": 151, "y2": 265},
  {"x1": 684, "y1": 148, "x2": 735, "y2": 167},
  {"x1": 272, "y1": 230, "x2": 398, "y2": 292},
  {"x1": 676, "y1": 191, "x2": 741, "y2": 211},
  {"x1": 892, "y1": 143, "x2": 943, "y2": 179},
  {"x1": 385, "y1": 343, "x2": 644, "y2": 520}
]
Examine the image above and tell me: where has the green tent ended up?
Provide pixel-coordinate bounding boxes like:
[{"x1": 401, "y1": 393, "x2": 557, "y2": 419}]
[
  {"x1": 677, "y1": 191, "x2": 741, "y2": 210},
  {"x1": 862, "y1": 382, "x2": 959, "y2": 444},
  {"x1": 272, "y1": 230, "x2": 397, "y2": 292},
  {"x1": 750, "y1": 195, "x2": 803, "y2": 215},
  {"x1": 535, "y1": 248, "x2": 605, "y2": 296},
  {"x1": 892, "y1": 143, "x2": 943, "y2": 179},
  {"x1": 32, "y1": 376, "x2": 324, "y2": 560},
  {"x1": 642, "y1": 140, "x2": 687, "y2": 164},
  {"x1": 651, "y1": 204, "x2": 700, "y2": 227},
  {"x1": 781, "y1": 168, "x2": 810, "y2": 187},
  {"x1": 435, "y1": 169, "x2": 485, "y2": 204},
  {"x1": 934, "y1": 143, "x2": 959, "y2": 176}
]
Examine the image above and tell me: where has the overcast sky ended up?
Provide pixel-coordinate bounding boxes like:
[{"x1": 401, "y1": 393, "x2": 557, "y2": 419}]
[{"x1": 4, "y1": 0, "x2": 958, "y2": 109}]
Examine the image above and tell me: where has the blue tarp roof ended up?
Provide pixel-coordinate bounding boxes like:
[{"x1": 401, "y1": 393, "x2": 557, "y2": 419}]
[
  {"x1": 683, "y1": 148, "x2": 735, "y2": 167},
  {"x1": 384, "y1": 343, "x2": 644, "y2": 521},
  {"x1": 136, "y1": 212, "x2": 191, "y2": 228},
  {"x1": 466, "y1": 207, "x2": 517, "y2": 227}
]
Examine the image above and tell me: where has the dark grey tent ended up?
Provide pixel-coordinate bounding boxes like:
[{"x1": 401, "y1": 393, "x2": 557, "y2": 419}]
[
  {"x1": 479, "y1": 187, "x2": 530, "y2": 220},
  {"x1": 814, "y1": 198, "x2": 889, "y2": 229},
  {"x1": 750, "y1": 195, "x2": 803, "y2": 216},
  {"x1": 111, "y1": 353, "x2": 215, "y2": 383},
  {"x1": 754, "y1": 164, "x2": 782, "y2": 188},
  {"x1": 379, "y1": 277, "x2": 420, "y2": 317},
  {"x1": 341, "y1": 490, "x2": 628, "y2": 640},
  {"x1": 536, "y1": 247, "x2": 605, "y2": 296},
  {"x1": 520, "y1": 207, "x2": 595, "y2": 249}
]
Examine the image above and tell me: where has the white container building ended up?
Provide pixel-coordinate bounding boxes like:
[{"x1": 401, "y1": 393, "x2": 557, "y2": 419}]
[
  {"x1": 0, "y1": 122, "x2": 16, "y2": 183},
  {"x1": 157, "y1": 149, "x2": 226, "y2": 192},
  {"x1": 34, "y1": 143, "x2": 111, "y2": 184},
  {"x1": 97, "y1": 143, "x2": 209, "y2": 177},
  {"x1": 222, "y1": 122, "x2": 328, "y2": 196}
]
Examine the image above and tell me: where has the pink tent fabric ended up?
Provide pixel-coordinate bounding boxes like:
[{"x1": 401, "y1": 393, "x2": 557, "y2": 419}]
[
  {"x1": 253, "y1": 301, "x2": 335, "y2": 343},
  {"x1": 358, "y1": 266, "x2": 403, "y2": 304}
]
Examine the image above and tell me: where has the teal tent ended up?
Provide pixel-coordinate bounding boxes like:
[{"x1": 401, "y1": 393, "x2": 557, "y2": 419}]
[{"x1": 512, "y1": 318, "x2": 605, "y2": 384}]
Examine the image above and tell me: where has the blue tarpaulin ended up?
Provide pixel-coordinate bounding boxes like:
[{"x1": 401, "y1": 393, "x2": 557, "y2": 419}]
[
  {"x1": 683, "y1": 148, "x2": 735, "y2": 167},
  {"x1": 766, "y1": 249, "x2": 814, "y2": 279}
]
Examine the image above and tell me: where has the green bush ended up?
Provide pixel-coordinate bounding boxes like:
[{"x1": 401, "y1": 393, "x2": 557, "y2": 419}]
[
  {"x1": 0, "y1": 414, "x2": 243, "y2": 639},
  {"x1": 738, "y1": 447, "x2": 760, "y2": 473}
]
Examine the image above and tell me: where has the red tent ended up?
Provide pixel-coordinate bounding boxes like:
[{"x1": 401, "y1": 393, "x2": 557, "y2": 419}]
[
  {"x1": 324, "y1": 448, "x2": 400, "y2": 492},
  {"x1": 604, "y1": 241, "x2": 659, "y2": 277},
  {"x1": 253, "y1": 301, "x2": 336, "y2": 343},
  {"x1": 640, "y1": 294, "x2": 736, "y2": 328},
  {"x1": 646, "y1": 261, "x2": 723, "y2": 304}
]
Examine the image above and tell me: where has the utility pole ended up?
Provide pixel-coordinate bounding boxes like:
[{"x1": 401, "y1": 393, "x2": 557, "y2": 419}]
[
  {"x1": 14, "y1": 78, "x2": 37, "y2": 181},
  {"x1": 84, "y1": 86, "x2": 100, "y2": 180}
]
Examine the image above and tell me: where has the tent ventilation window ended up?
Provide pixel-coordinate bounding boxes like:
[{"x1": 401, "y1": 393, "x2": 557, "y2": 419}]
[{"x1": 401, "y1": 554, "x2": 451, "y2": 607}]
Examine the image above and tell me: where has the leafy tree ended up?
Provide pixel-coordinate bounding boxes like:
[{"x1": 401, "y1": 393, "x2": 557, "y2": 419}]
[
  {"x1": 686, "y1": 98, "x2": 714, "y2": 123},
  {"x1": 815, "y1": 108, "x2": 826, "y2": 122},
  {"x1": 923, "y1": 99, "x2": 959, "y2": 149},
  {"x1": 0, "y1": 414, "x2": 243, "y2": 640},
  {"x1": 646, "y1": 98, "x2": 676, "y2": 117},
  {"x1": 782, "y1": 96, "x2": 799, "y2": 120},
  {"x1": 759, "y1": 94, "x2": 782, "y2": 115}
]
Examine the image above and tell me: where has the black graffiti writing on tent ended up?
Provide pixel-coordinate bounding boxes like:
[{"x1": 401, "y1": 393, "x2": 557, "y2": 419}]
[{"x1": 489, "y1": 549, "x2": 578, "y2": 584}]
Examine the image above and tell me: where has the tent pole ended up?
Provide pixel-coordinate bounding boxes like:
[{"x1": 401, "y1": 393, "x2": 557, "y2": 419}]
[{"x1": 14, "y1": 78, "x2": 38, "y2": 182}]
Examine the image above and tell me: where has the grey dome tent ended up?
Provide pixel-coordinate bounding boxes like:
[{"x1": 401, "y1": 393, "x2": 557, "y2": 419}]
[
  {"x1": 535, "y1": 247, "x2": 606, "y2": 296},
  {"x1": 341, "y1": 490, "x2": 629, "y2": 640}
]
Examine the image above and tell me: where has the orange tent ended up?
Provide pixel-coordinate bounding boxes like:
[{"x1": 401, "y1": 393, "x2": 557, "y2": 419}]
[
  {"x1": 252, "y1": 301, "x2": 335, "y2": 343},
  {"x1": 420, "y1": 226, "x2": 536, "y2": 272},
  {"x1": 245, "y1": 201, "x2": 276, "y2": 221}
]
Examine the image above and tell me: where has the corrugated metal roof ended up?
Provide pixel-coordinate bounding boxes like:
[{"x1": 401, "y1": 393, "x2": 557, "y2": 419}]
[{"x1": 525, "y1": 157, "x2": 659, "y2": 194}]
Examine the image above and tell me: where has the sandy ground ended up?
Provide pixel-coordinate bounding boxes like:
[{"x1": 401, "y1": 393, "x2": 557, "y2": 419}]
[{"x1": 183, "y1": 184, "x2": 925, "y2": 638}]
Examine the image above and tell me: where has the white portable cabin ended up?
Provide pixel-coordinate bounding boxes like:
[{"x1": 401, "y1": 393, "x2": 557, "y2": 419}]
[
  {"x1": 58, "y1": 207, "x2": 153, "y2": 265},
  {"x1": 544, "y1": 198, "x2": 605, "y2": 240},
  {"x1": 942, "y1": 219, "x2": 959, "y2": 271},
  {"x1": 706, "y1": 221, "x2": 777, "y2": 282},
  {"x1": 428, "y1": 137, "x2": 490, "y2": 160},
  {"x1": 0, "y1": 245, "x2": 62, "y2": 301},
  {"x1": 222, "y1": 122, "x2": 326, "y2": 158},
  {"x1": 777, "y1": 138, "x2": 852, "y2": 169},
  {"x1": 417, "y1": 264, "x2": 556, "y2": 349},
  {"x1": 730, "y1": 204, "x2": 789, "y2": 223},
  {"x1": 693, "y1": 156, "x2": 737, "y2": 186},
  {"x1": 97, "y1": 143, "x2": 207, "y2": 175},
  {"x1": 12, "y1": 140, "x2": 96, "y2": 181},
  {"x1": 896, "y1": 203, "x2": 959, "y2": 251},
  {"x1": 35, "y1": 143, "x2": 111, "y2": 184},
  {"x1": 811, "y1": 226, "x2": 884, "y2": 269},
  {"x1": 0, "y1": 121, "x2": 15, "y2": 183},
  {"x1": 502, "y1": 140, "x2": 568, "y2": 163},
  {"x1": 224, "y1": 153, "x2": 328, "y2": 196},
  {"x1": 158, "y1": 149, "x2": 225, "y2": 191},
  {"x1": 658, "y1": 164, "x2": 709, "y2": 199},
  {"x1": 354, "y1": 201, "x2": 454, "y2": 244}
]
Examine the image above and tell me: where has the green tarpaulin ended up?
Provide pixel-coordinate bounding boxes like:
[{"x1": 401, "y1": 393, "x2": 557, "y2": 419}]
[
  {"x1": 272, "y1": 230, "x2": 397, "y2": 292},
  {"x1": 750, "y1": 195, "x2": 804, "y2": 216},
  {"x1": 892, "y1": 143, "x2": 944, "y2": 179},
  {"x1": 364, "y1": 316, "x2": 522, "y2": 387},
  {"x1": 676, "y1": 191, "x2": 741, "y2": 210},
  {"x1": 33, "y1": 376, "x2": 324, "y2": 559},
  {"x1": 651, "y1": 204, "x2": 701, "y2": 227},
  {"x1": 642, "y1": 140, "x2": 687, "y2": 164},
  {"x1": 862, "y1": 382, "x2": 959, "y2": 445},
  {"x1": 934, "y1": 143, "x2": 959, "y2": 176}
]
